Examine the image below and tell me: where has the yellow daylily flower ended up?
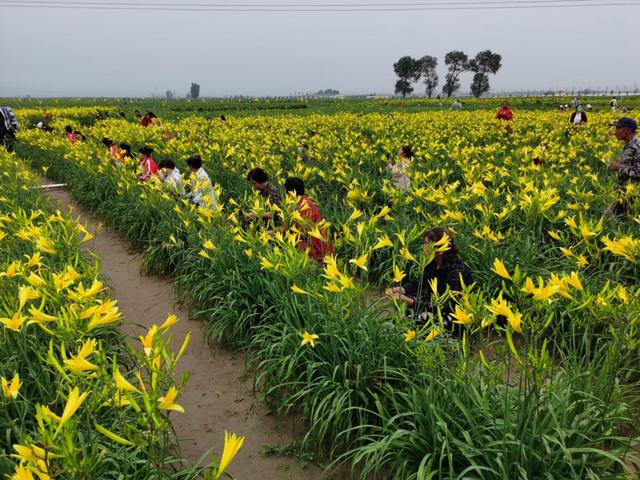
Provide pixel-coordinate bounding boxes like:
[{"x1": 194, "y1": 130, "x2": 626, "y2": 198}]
[
  {"x1": 69, "y1": 279, "x2": 103, "y2": 300},
  {"x1": 58, "y1": 387, "x2": 90, "y2": 428},
  {"x1": 64, "y1": 339, "x2": 99, "y2": 373},
  {"x1": 28, "y1": 306, "x2": 57, "y2": 325},
  {"x1": 372, "y1": 235, "x2": 393, "y2": 250},
  {"x1": 349, "y1": 253, "x2": 368, "y2": 271},
  {"x1": 139, "y1": 325, "x2": 158, "y2": 356},
  {"x1": 451, "y1": 305, "x2": 473, "y2": 325},
  {"x1": 215, "y1": 431, "x2": 245, "y2": 479},
  {"x1": 18, "y1": 285, "x2": 40, "y2": 310},
  {"x1": 2, "y1": 373, "x2": 22, "y2": 399},
  {"x1": 159, "y1": 313, "x2": 179, "y2": 331},
  {"x1": 35, "y1": 237, "x2": 56, "y2": 254},
  {"x1": 113, "y1": 367, "x2": 140, "y2": 393},
  {"x1": 11, "y1": 464, "x2": 35, "y2": 480},
  {"x1": 403, "y1": 329, "x2": 416, "y2": 342},
  {"x1": 506, "y1": 311, "x2": 523, "y2": 333},
  {"x1": 1, "y1": 312, "x2": 27, "y2": 332},
  {"x1": 157, "y1": 386, "x2": 184, "y2": 413},
  {"x1": 26, "y1": 272, "x2": 45, "y2": 287},
  {"x1": 425, "y1": 328, "x2": 442, "y2": 342},
  {"x1": 259, "y1": 255, "x2": 275, "y2": 270},
  {"x1": 532, "y1": 284, "x2": 559, "y2": 301},
  {"x1": 392, "y1": 265, "x2": 406, "y2": 283},
  {"x1": 300, "y1": 331, "x2": 319, "y2": 347},
  {"x1": 491, "y1": 258, "x2": 511, "y2": 280},
  {"x1": 400, "y1": 247, "x2": 416, "y2": 262},
  {"x1": 291, "y1": 284, "x2": 310, "y2": 295},
  {"x1": 323, "y1": 282, "x2": 343, "y2": 293},
  {"x1": 564, "y1": 272, "x2": 583, "y2": 291}
]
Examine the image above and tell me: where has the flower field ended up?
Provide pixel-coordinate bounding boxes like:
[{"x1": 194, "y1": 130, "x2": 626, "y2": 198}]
[
  {"x1": 0, "y1": 149, "x2": 242, "y2": 479},
  {"x1": 8, "y1": 102, "x2": 640, "y2": 478}
]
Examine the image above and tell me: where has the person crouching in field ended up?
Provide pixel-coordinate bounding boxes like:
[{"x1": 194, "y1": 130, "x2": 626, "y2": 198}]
[
  {"x1": 246, "y1": 167, "x2": 281, "y2": 226},
  {"x1": 570, "y1": 106, "x2": 587, "y2": 125},
  {"x1": 158, "y1": 158, "x2": 185, "y2": 196},
  {"x1": 605, "y1": 117, "x2": 640, "y2": 217},
  {"x1": 64, "y1": 125, "x2": 80, "y2": 144},
  {"x1": 137, "y1": 146, "x2": 158, "y2": 182},
  {"x1": 385, "y1": 227, "x2": 473, "y2": 333},
  {"x1": 102, "y1": 138, "x2": 120, "y2": 163},
  {"x1": 186, "y1": 155, "x2": 217, "y2": 209},
  {"x1": 388, "y1": 145, "x2": 413, "y2": 192},
  {"x1": 496, "y1": 101, "x2": 513, "y2": 121},
  {"x1": 284, "y1": 177, "x2": 333, "y2": 262}
]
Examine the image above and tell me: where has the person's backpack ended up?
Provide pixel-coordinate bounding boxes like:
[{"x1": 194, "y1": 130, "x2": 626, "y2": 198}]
[{"x1": 0, "y1": 107, "x2": 19, "y2": 134}]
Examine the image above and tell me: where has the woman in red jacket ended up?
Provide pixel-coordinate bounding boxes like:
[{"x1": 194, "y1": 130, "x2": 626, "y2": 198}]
[
  {"x1": 284, "y1": 177, "x2": 333, "y2": 262},
  {"x1": 496, "y1": 102, "x2": 513, "y2": 121}
]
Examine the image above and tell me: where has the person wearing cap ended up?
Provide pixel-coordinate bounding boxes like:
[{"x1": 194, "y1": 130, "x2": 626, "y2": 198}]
[
  {"x1": 570, "y1": 106, "x2": 587, "y2": 125},
  {"x1": 186, "y1": 155, "x2": 218, "y2": 209},
  {"x1": 138, "y1": 146, "x2": 158, "y2": 181},
  {"x1": 605, "y1": 117, "x2": 640, "y2": 216}
]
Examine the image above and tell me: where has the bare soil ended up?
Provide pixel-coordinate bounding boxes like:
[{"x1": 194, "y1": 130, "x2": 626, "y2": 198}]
[{"x1": 41, "y1": 183, "x2": 328, "y2": 480}]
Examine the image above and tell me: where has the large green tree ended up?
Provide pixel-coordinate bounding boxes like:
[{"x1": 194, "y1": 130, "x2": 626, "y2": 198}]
[
  {"x1": 442, "y1": 51, "x2": 468, "y2": 98},
  {"x1": 393, "y1": 56, "x2": 421, "y2": 98},
  {"x1": 189, "y1": 82, "x2": 200, "y2": 100},
  {"x1": 468, "y1": 50, "x2": 502, "y2": 97},
  {"x1": 417, "y1": 55, "x2": 438, "y2": 98}
]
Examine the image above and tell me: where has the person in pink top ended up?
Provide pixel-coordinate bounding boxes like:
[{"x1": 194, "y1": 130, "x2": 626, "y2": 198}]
[
  {"x1": 137, "y1": 146, "x2": 158, "y2": 181},
  {"x1": 64, "y1": 125, "x2": 78, "y2": 144},
  {"x1": 284, "y1": 177, "x2": 333, "y2": 262}
]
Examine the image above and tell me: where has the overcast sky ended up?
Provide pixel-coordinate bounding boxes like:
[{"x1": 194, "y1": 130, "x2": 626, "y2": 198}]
[{"x1": 0, "y1": 1, "x2": 638, "y2": 97}]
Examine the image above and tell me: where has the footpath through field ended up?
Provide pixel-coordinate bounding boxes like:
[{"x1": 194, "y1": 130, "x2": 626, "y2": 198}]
[{"x1": 40, "y1": 180, "x2": 326, "y2": 480}]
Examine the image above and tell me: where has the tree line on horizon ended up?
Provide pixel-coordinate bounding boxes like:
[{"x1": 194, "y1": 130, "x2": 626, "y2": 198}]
[{"x1": 394, "y1": 50, "x2": 502, "y2": 98}]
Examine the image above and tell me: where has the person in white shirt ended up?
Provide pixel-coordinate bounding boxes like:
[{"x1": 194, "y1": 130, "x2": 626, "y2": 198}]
[
  {"x1": 158, "y1": 158, "x2": 185, "y2": 195},
  {"x1": 610, "y1": 97, "x2": 618, "y2": 112},
  {"x1": 570, "y1": 105, "x2": 587, "y2": 125},
  {"x1": 387, "y1": 145, "x2": 413, "y2": 192},
  {"x1": 186, "y1": 155, "x2": 217, "y2": 209},
  {"x1": 450, "y1": 100, "x2": 462, "y2": 111}
]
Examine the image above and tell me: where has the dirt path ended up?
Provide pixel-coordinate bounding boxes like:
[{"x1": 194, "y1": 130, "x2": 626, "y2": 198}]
[{"x1": 40, "y1": 182, "x2": 327, "y2": 480}]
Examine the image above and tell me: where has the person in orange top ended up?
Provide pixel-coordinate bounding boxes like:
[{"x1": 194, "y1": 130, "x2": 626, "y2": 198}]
[
  {"x1": 284, "y1": 177, "x2": 333, "y2": 262},
  {"x1": 102, "y1": 138, "x2": 119, "y2": 158}
]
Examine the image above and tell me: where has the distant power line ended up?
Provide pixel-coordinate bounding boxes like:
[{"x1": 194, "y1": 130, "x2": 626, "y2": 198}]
[{"x1": 1, "y1": 0, "x2": 639, "y2": 11}]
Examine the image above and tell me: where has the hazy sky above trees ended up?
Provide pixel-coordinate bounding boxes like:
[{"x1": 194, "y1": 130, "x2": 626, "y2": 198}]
[{"x1": 0, "y1": 1, "x2": 637, "y2": 97}]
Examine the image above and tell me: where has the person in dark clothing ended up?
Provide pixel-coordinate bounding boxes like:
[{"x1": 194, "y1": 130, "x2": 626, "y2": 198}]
[
  {"x1": 386, "y1": 227, "x2": 473, "y2": 331},
  {"x1": 570, "y1": 106, "x2": 587, "y2": 124},
  {"x1": 246, "y1": 167, "x2": 281, "y2": 226},
  {"x1": 605, "y1": 117, "x2": 640, "y2": 216}
]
